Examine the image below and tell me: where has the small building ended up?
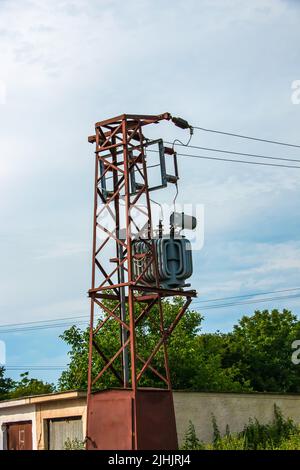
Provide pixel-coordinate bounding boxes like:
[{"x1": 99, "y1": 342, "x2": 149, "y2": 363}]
[{"x1": 0, "y1": 391, "x2": 86, "y2": 450}]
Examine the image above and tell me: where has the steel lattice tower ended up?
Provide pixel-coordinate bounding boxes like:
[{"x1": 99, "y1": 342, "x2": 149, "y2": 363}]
[{"x1": 86, "y1": 113, "x2": 196, "y2": 450}]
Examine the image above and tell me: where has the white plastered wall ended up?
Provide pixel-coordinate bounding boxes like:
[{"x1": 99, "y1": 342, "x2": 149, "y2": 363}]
[{"x1": 0, "y1": 401, "x2": 36, "y2": 450}]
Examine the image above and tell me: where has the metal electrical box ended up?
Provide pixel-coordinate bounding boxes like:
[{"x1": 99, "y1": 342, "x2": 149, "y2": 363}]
[{"x1": 86, "y1": 389, "x2": 178, "y2": 450}]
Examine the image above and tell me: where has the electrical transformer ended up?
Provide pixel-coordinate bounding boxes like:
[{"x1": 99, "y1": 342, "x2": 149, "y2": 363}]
[{"x1": 133, "y1": 237, "x2": 193, "y2": 289}]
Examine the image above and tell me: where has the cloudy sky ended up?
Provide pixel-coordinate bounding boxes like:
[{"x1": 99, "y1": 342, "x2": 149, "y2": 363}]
[{"x1": 0, "y1": 0, "x2": 300, "y2": 384}]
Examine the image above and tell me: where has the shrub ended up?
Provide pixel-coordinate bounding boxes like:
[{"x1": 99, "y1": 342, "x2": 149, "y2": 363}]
[
  {"x1": 181, "y1": 405, "x2": 300, "y2": 450},
  {"x1": 181, "y1": 420, "x2": 204, "y2": 450},
  {"x1": 206, "y1": 435, "x2": 246, "y2": 450},
  {"x1": 240, "y1": 405, "x2": 299, "y2": 450},
  {"x1": 64, "y1": 437, "x2": 85, "y2": 450}
]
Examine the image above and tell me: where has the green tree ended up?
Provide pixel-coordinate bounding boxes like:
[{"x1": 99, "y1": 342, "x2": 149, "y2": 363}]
[
  {"x1": 222, "y1": 309, "x2": 300, "y2": 392},
  {"x1": 58, "y1": 298, "x2": 248, "y2": 392},
  {"x1": 0, "y1": 366, "x2": 14, "y2": 400},
  {"x1": 9, "y1": 372, "x2": 55, "y2": 399},
  {"x1": 59, "y1": 298, "x2": 203, "y2": 391},
  {"x1": 189, "y1": 333, "x2": 251, "y2": 391}
]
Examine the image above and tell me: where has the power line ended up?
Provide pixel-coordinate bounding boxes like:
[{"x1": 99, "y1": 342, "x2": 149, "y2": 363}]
[
  {"x1": 0, "y1": 320, "x2": 89, "y2": 334},
  {"x1": 175, "y1": 151, "x2": 300, "y2": 169},
  {"x1": 192, "y1": 287, "x2": 300, "y2": 304},
  {"x1": 147, "y1": 148, "x2": 300, "y2": 169},
  {"x1": 2, "y1": 295, "x2": 300, "y2": 371},
  {"x1": 5, "y1": 366, "x2": 66, "y2": 371},
  {"x1": 193, "y1": 293, "x2": 300, "y2": 311},
  {"x1": 166, "y1": 141, "x2": 300, "y2": 164},
  {"x1": 1, "y1": 288, "x2": 300, "y2": 334},
  {"x1": 0, "y1": 315, "x2": 88, "y2": 329},
  {"x1": 193, "y1": 126, "x2": 300, "y2": 149}
]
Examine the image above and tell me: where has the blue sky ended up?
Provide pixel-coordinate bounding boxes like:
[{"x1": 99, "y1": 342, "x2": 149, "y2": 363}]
[{"x1": 0, "y1": 0, "x2": 300, "y2": 385}]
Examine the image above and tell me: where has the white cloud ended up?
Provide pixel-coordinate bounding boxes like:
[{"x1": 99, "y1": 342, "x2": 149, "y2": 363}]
[
  {"x1": 240, "y1": 241, "x2": 300, "y2": 274},
  {"x1": 0, "y1": 0, "x2": 300, "y2": 338},
  {"x1": 195, "y1": 240, "x2": 300, "y2": 300},
  {"x1": 178, "y1": 170, "x2": 300, "y2": 237}
]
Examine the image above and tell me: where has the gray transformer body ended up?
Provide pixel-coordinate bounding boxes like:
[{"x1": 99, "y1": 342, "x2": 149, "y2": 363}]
[{"x1": 133, "y1": 238, "x2": 193, "y2": 289}]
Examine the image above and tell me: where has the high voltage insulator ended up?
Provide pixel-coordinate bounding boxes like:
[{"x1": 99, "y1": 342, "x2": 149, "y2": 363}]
[{"x1": 171, "y1": 116, "x2": 192, "y2": 130}]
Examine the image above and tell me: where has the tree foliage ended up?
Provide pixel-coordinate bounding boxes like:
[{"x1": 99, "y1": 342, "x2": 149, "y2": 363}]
[
  {"x1": 58, "y1": 298, "x2": 250, "y2": 392},
  {"x1": 0, "y1": 368, "x2": 55, "y2": 400},
  {"x1": 0, "y1": 366, "x2": 14, "y2": 400},
  {"x1": 59, "y1": 298, "x2": 208, "y2": 390},
  {"x1": 9, "y1": 372, "x2": 55, "y2": 399},
  {"x1": 2, "y1": 306, "x2": 299, "y2": 399},
  {"x1": 222, "y1": 309, "x2": 300, "y2": 392}
]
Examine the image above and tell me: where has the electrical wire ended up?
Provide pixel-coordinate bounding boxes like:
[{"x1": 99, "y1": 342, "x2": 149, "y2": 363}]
[
  {"x1": 174, "y1": 151, "x2": 300, "y2": 169},
  {"x1": 1, "y1": 292, "x2": 299, "y2": 372},
  {"x1": 147, "y1": 148, "x2": 300, "y2": 168},
  {"x1": 193, "y1": 126, "x2": 300, "y2": 149},
  {"x1": 172, "y1": 182, "x2": 179, "y2": 214},
  {"x1": 150, "y1": 197, "x2": 164, "y2": 221},
  {"x1": 1, "y1": 288, "x2": 300, "y2": 334},
  {"x1": 165, "y1": 141, "x2": 300, "y2": 164},
  {"x1": 0, "y1": 320, "x2": 89, "y2": 334},
  {"x1": 147, "y1": 163, "x2": 161, "y2": 169},
  {"x1": 0, "y1": 315, "x2": 88, "y2": 329},
  {"x1": 192, "y1": 287, "x2": 300, "y2": 304},
  {"x1": 5, "y1": 366, "x2": 66, "y2": 371},
  {"x1": 172, "y1": 125, "x2": 194, "y2": 149},
  {"x1": 192, "y1": 293, "x2": 300, "y2": 310}
]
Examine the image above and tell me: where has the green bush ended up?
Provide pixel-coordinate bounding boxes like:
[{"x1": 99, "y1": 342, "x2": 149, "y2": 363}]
[
  {"x1": 240, "y1": 405, "x2": 298, "y2": 450},
  {"x1": 206, "y1": 435, "x2": 246, "y2": 450},
  {"x1": 275, "y1": 434, "x2": 300, "y2": 450},
  {"x1": 64, "y1": 437, "x2": 85, "y2": 450},
  {"x1": 181, "y1": 420, "x2": 205, "y2": 450},
  {"x1": 181, "y1": 405, "x2": 300, "y2": 450}
]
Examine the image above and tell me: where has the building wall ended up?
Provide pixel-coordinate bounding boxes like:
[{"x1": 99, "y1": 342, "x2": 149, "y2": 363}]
[
  {"x1": 35, "y1": 397, "x2": 87, "y2": 450},
  {"x1": 0, "y1": 403, "x2": 36, "y2": 450},
  {"x1": 2, "y1": 392, "x2": 300, "y2": 449},
  {"x1": 173, "y1": 391, "x2": 300, "y2": 444}
]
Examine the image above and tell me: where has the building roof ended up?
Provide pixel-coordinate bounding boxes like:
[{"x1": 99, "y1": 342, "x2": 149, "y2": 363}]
[{"x1": 0, "y1": 390, "x2": 86, "y2": 409}]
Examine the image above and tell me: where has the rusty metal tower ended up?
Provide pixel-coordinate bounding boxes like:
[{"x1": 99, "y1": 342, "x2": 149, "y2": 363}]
[{"x1": 86, "y1": 113, "x2": 196, "y2": 450}]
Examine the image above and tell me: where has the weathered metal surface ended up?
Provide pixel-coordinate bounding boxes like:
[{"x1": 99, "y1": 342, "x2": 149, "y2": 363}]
[
  {"x1": 6, "y1": 421, "x2": 32, "y2": 450},
  {"x1": 87, "y1": 389, "x2": 177, "y2": 450},
  {"x1": 135, "y1": 389, "x2": 178, "y2": 450},
  {"x1": 86, "y1": 113, "x2": 196, "y2": 450},
  {"x1": 87, "y1": 390, "x2": 133, "y2": 450},
  {"x1": 48, "y1": 417, "x2": 83, "y2": 450}
]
